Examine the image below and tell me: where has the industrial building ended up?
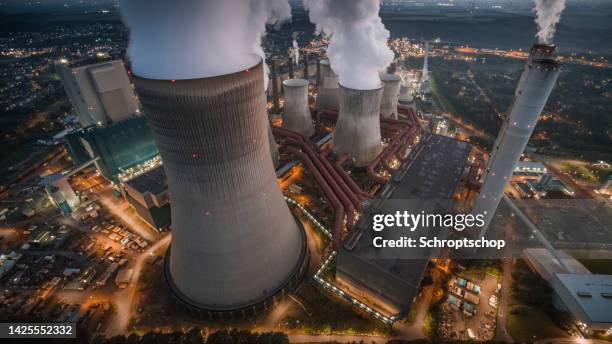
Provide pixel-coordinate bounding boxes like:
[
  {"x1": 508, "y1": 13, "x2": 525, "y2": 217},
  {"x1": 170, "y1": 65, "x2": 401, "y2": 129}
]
[
  {"x1": 429, "y1": 115, "x2": 449, "y2": 136},
  {"x1": 133, "y1": 61, "x2": 307, "y2": 318},
  {"x1": 64, "y1": 116, "x2": 159, "y2": 183},
  {"x1": 56, "y1": 58, "x2": 139, "y2": 127},
  {"x1": 337, "y1": 134, "x2": 473, "y2": 317},
  {"x1": 332, "y1": 85, "x2": 384, "y2": 166},
  {"x1": 550, "y1": 273, "x2": 612, "y2": 332},
  {"x1": 474, "y1": 44, "x2": 562, "y2": 232},
  {"x1": 121, "y1": 165, "x2": 170, "y2": 231}
]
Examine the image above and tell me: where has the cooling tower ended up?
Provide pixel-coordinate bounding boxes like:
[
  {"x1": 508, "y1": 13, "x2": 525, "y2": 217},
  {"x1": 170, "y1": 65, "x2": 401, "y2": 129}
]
[
  {"x1": 133, "y1": 61, "x2": 307, "y2": 318},
  {"x1": 267, "y1": 121, "x2": 280, "y2": 168},
  {"x1": 282, "y1": 78, "x2": 315, "y2": 137},
  {"x1": 315, "y1": 59, "x2": 339, "y2": 110},
  {"x1": 473, "y1": 45, "x2": 561, "y2": 234},
  {"x1": 398, "y1": 85, "x2": 413, "y2": 105},
  {"x1": 332, "y1": 85, "x2": 384, "y2": 167},
  {"x1": 380, "y1": 73, "x2": 401, "y2": 118}
]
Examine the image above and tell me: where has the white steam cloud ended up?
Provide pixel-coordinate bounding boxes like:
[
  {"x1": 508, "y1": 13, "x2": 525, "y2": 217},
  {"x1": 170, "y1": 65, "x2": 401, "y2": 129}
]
[
  {"x1": 292, "y1": 39, "x2": 300, "y2": 66},
  {"x1": 119, "y1": 0, "x2": 291, "y2": 80},
  {"x1": 533, "y1": 0, "x2": 566, "y2": 44},
  {"x1": 304, "y1": 0, "x2": 394, "y2": 90}
]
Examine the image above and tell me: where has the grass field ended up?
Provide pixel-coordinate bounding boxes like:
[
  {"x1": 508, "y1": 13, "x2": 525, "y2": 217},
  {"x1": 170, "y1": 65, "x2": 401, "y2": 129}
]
[{"x1": 506, "y1": 305, "x2": 568, "y2": 342}]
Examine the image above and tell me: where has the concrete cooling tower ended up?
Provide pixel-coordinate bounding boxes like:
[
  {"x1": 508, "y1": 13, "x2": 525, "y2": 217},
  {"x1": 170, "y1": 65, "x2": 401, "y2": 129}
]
[
  {"x1": 380, "y1": 73, "x2": 401, "y2": 118},
  {"x1": 315, "y1": 59, "x2": 339, "y2": 110},
  {"x1": 332, "y1": 85, "x2": 384, "y2": 167},
  {"x1": 474, "y1": 44, "x2": 561, "y2": 234},
  {"x1": 133, "y1": 61, "x2": 307, "y2": 318},
  {"x1": 282, "y1": 78, "x2": 315, "y2": 137},
  {"x1": 398, "y1": 85, "x2": 413, "y2": 105}
]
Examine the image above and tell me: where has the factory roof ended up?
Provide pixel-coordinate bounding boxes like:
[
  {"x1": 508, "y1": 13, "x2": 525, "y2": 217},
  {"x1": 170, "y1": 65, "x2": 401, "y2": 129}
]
[
  {"x1": 341, "y1": 134, "x2": 472, "y2": 285},
  {"x1": 125, "y1": 165, "x2": 167, "y2": 195},
  {"x1": 387, "y1": 134, "x2": 471, "y2": 199},
  {"x1": 551, "y1": 273, "x2": 612, "y2": 326},
  {"x1": 522, "y1": 248, "x2": 591, "y2": 281}
]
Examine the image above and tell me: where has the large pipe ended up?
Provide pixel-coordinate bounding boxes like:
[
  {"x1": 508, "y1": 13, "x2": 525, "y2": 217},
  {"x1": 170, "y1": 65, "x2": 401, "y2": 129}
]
[
  {"x1": 288, "y1": 57, "x2": 294, "y2": 79},
  {"x1": 332, "y1": 85, "x2": 383, "y2": 167},
  {"x1": 380, "y1": 73, "x2": 401, "y2": 119},
  {"x1": 285, "y1": 146, "x2": 344, "y2": 248},
  {"x1": 274, "y1": 127, "x2": 356, "y2": 228},
  {"x1": 282, "y1": 79, "x2": 315, "y2": 138},
  {"x1": 474, "y1": 46, "x2": 561, "y2": 234},
  {"x1": 133, "y1": 61, "x2": 306, "y2": 317}
]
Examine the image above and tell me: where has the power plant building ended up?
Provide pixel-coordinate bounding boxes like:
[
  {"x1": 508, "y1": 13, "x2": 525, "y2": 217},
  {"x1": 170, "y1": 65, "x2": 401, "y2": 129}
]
[
  {"x1": 337, "y1": 134, "x2": 473, "y2": 316},
  {"x1": 121, "y1": 165, "x2": 171, "y2": 230},
  {"x1": 132, "y1": 61, "x2": 307, "y2": 318},
  {"x1": 65, "y1": 116, "x2": 159, "y2": 183},
  {"x1": 56, "y1": 58, "x2": 139, "y2": 127}
]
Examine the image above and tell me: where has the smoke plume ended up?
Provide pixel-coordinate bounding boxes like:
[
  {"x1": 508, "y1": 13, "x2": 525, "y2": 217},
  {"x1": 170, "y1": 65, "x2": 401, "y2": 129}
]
[
  {"x1": 119, "y1": 0, "x2": 291, "y2": 80},
  {"x1": 304, "y1": 0, "x2": 394, "y2": 90},
  {"x1": 533, "y1": 0, "x2": 566, "y2": 44},
  {"x1": 292, "y1": 39, "x2": 300, "y2": 66}
]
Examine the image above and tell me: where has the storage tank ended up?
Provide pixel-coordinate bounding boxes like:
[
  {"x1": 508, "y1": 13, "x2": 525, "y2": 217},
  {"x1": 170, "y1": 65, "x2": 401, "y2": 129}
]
[
  {"x1": 332, "y1": 85, "x2": 384, "y2": 166},
  {"x1": 133, "y1": 61, "x2": 307, "y2": 318},
  {"x1": 282, "y1": 78, "x2": 315, "y2": 137}
]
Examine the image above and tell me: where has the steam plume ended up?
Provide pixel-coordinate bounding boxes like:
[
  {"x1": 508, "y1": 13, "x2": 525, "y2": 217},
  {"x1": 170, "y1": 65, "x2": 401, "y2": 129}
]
[
  {"x1": 119, "y1": 0, "x2": 291, "y2": 80},
  {"x1": 292, "y1": 39, "x2": 300, "y2": 66},
  {"x1": 533, "y1": 0, "x2": 566, "y2": 44},
  {"x1": 304, "y1": 0, "x2": 394, "y2": 90}
]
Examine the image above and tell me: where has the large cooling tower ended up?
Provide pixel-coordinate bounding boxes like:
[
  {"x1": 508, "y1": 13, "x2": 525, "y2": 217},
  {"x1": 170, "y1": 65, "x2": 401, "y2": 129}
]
[
  {"x1": 332, "y1": 85, "x2": 383, "y2": 167},
  {"x1": 380, "y1": 73, "x2": 401, "y2": 118},
  {"x1": 133, "y1": 61, "x2": 307, "y2": 318},
  {"x1": 398, "y1": 85, "x2": 413, "y2": 105},
  {"x1": 315, "y1": 59, "x2": 339, "y2": 110},
  {"x1": 283, "y1": 78, "x2": 315, "y2": 137},
  {"x1": 474, "y1": 45, "x2": 561, "y2": 234}
]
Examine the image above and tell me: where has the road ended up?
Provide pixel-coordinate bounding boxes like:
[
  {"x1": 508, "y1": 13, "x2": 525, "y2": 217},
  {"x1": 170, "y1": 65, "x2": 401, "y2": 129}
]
[{"x1": 105, "y1": 234, "x2": 171, "y2": 337}]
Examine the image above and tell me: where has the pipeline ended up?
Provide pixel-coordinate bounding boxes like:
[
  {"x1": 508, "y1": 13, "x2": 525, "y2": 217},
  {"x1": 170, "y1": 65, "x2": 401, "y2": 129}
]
[
  {"x1": 334, "y1": 154, "x2": 371, "y2": 199},
  {"x1": 285, "y1": 146, "x2": 344, "y2": 248},
  {"x1": 273, "y1": 126, "x2": 356, "y2": 229}
]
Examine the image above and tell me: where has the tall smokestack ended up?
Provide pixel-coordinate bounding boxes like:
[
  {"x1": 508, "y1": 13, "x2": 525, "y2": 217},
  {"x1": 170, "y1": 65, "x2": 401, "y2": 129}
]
[
  {"x1": 474, "y1": 44, "x2": 561, "y2": 235},
  {"x1": 303, "y1": 53, "x2": 310, "y2": 82},
  {"x1": 271, "y1": 59, "x2": 281, "y2": 113},
  {"x1": 315, "y1": 59, "x2": 339, "y2": 110},
  {"x1": 283, "y1": 79, "x2": 315, "y2": 137},
  {"x1": 380, "y1": 73, "x2": 401, "y2": 118},
  {"x1": 121, "y1": 0, "x2": 306, "y2": 317},
  {"x1": 288, "y1": 57, "x2": 295, "y2": 78},
  {"x1": 332, "y1": 85, "x2": 383, "y2": 166}
]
